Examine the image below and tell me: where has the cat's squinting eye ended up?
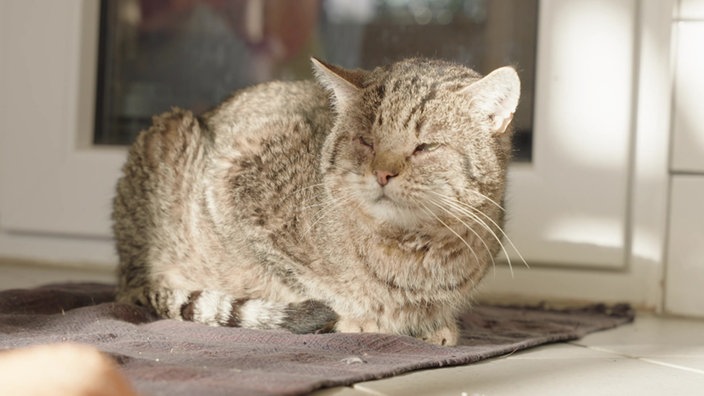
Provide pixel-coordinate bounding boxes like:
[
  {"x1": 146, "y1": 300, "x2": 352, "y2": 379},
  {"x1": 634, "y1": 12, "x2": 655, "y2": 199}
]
[
  {"x1": 414, "y1": 143, "x2": 441, "y2": 154},
  {"x1": 359, "y1": 136, "x2": 374, "y2": 149}
]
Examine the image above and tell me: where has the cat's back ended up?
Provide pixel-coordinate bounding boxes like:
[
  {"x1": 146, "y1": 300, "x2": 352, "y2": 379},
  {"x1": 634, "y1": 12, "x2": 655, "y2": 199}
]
[
  {"x1": 115, "y1": 79, "x2": 330, "y2": 205},
  {"x1": 204, "y1": 80, "x2": 332, "y2": 139}
]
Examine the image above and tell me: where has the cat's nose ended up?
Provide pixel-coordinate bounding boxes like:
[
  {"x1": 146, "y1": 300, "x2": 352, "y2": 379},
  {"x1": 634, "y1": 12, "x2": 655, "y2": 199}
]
[{"x1": 374, "y1": 170, "x2": 398, "y2": 186}]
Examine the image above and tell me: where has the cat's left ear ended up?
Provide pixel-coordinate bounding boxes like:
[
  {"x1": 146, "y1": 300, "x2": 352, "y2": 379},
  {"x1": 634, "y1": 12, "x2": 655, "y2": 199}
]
[
  {"x1": 311, "y1": 57, "x2": 365, "y2": 111},
  {"x1": 463, "y1": 67, "x2": 521, "y2": 134}
]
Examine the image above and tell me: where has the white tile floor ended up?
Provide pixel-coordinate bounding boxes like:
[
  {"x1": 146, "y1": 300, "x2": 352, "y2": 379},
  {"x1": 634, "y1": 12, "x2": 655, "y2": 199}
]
[{"x1": 316, "y1": 314, "x2": 704, "y2": 396}]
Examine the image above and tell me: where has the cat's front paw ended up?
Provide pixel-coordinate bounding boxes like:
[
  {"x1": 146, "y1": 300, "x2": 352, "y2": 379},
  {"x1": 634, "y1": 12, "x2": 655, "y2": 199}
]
[
  {"x1": 335, "y1": 318, "x2": 380, "y2": 333},
  {"x1": 424, "y1": 326, "x2": 459, "y2": 346}
]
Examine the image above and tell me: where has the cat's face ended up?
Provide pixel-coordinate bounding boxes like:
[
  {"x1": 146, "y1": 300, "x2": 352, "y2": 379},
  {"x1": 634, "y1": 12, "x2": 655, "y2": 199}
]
[{"x1": 314, "y1": 58, "x2": 520, "y2": 230}]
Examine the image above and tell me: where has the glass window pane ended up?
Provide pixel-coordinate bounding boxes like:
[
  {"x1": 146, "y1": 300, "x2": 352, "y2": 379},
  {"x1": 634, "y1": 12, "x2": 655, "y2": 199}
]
[{"x1": 94, "y1": 0, "x2": 537, "y2": 160}]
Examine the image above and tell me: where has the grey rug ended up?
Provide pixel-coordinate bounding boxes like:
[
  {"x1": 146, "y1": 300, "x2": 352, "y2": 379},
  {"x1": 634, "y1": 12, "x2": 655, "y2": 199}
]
[{"x1": 0, "y1": 283, "x2": 633, "y2": 396}]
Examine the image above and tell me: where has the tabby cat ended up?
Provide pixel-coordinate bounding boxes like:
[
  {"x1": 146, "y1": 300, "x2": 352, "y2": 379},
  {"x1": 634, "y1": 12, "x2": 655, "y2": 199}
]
[{"x1": 113, "y1": 58, "x2": 520, "y2": 346}]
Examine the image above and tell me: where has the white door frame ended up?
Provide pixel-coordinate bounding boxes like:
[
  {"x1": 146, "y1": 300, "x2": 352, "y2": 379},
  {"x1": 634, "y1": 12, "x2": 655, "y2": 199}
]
[
  {"x1": 0, "y1": 0, "x2": 122, "y2": 266},
  {"x1": 484, "y1": 0, "x2": 674, "y2": 309}
]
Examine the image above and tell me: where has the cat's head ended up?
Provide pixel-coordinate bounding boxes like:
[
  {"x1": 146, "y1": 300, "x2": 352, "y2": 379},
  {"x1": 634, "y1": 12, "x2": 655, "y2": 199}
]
[{"x1": 313, "y1": 58, "x2": 520, "y2": 230}]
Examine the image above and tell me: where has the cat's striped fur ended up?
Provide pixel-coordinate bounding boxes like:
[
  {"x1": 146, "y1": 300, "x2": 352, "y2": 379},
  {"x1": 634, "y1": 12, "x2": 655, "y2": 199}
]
[{"x1": 113, "y1": 58, "x2": 520, "y2": 345}]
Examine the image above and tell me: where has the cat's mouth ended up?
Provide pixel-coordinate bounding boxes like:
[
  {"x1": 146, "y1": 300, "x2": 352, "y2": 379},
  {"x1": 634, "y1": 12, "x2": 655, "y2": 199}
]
[
  {"x1": 367, "y1": 189, "x2": 399, "y2": 212},
  {"x1": 364, "y1": 193, "x2": 428, "y2": 229},
  {"x1": 373, "y1": 189, "x2": 407, "y2": 207},
  {"x1": 360, "y1": 183, "x2": 424, "y2": 225},
  {"x1": 370, "y1": 189, "x2": 419, "y2": 212},
  {"x1": 373, "y1": 192, "x2": 392, "y2": 203}
]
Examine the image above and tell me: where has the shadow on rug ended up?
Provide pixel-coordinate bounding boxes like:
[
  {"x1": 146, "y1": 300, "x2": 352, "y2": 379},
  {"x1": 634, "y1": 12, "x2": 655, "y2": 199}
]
[{"x1": 0, "y1": 283, "x2": 633, "y2": 396}]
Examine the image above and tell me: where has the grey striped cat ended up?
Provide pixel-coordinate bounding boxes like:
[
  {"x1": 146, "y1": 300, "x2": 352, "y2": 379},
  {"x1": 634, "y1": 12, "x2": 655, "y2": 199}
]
[{"x1": 112, "y1": 58, "x2": 520, "y2": 345}]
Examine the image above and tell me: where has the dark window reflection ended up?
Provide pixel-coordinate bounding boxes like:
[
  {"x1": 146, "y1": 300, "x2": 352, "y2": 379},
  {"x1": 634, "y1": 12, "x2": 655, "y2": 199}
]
[{"x1": 94, "y1": 0, "x2": 537, "y2": 161}]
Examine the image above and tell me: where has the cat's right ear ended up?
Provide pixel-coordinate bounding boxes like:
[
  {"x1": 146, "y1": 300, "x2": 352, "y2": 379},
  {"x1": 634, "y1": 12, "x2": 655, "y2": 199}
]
[
  {"x1": 463, "y1": 66, "x2": 521, "y2": 135},
  {"x1": 311, "y1": 57, "x2": 365, "y2": 110}
]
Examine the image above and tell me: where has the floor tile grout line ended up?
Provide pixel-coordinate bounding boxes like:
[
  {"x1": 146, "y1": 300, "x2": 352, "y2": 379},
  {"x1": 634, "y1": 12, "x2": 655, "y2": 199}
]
[
  {"x1": 572, "y1": 343, "x2": 704, "y2": 375},
  {"x1": 637, "y1": 358, "x2": 704, "y2": 376},
  {"x1": 576, "y1": 344, "x2": 644, "y2": 358},
  {"x1": 352, "y1": 384, "x2": 392, "y2": 396},
  {"x1": 567, "y1": 342, "x2": 625, "y2": 355},
  {"x1": 568, "y1": 342, "x2": 647, "y2": 360}
]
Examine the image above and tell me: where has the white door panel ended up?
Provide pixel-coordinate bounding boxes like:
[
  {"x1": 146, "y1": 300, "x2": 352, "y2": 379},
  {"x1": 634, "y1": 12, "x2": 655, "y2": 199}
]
[
  {"x1": 679, "y1": 0, "x2": 704, "y2": 19},
  {"x1": 0, "y1": 0, "x2": 125, "y2": 238},
  {"x1": 665, "y1": 176, "x2": 704, "y2": 317},
  {"x1": 671, "y1": 22, "x2": 704, "y2": 173},
  {"x1": 505, "y1": 0, "x2": 636, "y2": 268}
]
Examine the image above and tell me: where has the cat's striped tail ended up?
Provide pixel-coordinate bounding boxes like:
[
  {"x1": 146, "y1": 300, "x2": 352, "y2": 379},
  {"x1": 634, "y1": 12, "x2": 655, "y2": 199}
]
[{"x1": 130, "y1": 289, "x2": 339, "y2": 334}]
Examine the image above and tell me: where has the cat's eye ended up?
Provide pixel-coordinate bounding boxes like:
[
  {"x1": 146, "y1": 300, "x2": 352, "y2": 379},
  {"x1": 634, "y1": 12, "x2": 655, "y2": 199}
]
[
  {"x1": 414, "y1": 143, "x2": 441, "y2": 154},
  {"x1": 359, "y1": 136, "x2": 374, "y2": 149}
]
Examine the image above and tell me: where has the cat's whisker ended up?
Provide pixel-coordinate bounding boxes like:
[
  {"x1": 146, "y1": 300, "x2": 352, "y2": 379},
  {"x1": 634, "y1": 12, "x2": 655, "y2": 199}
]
[
  {"x1": 426, "y1": 198, "x2": 498, "y2": 273},
  {"x1": 431, "y1": 193, "x2": 529, "y2": 271},
  {"x1": 432, "y1": 197, "x2": 511, "y2": 265},
  {"x1": 430, "y1": 195, "x2": 513, "y2": 276},
  {"x1": 428, "y1": 197, "x2": 509, "y2": 277},
  {"x1": 279, "y1": 183, "x2": 329, "y2": 211},
  {"x1": 301, "y1": 197, "x2": 342, "y2": 211},
  {"x1": 324, "y1": 164, "x2": 363, "y2": 177},
  {"x1": 303, "y1": 192, "x2": 357, "y2": 235},
  {"x1": 429, "y1": 189, "x2": 506, "y2": 213},
  {"x1": 306, "y1": 192, "x2": 355, "y2": 221},
  {"x1": 301, "y1": 189, "x2": 361, "y2": 211},
  {"x1": 286, "y1": 183, "x2": 326, "y2": 199},
  {"x1": 414, "y1": 200, "x2": 482, "y2": 268},
  {"x1": 463, "y1": 204, "x2": 528, "y2": 271}
]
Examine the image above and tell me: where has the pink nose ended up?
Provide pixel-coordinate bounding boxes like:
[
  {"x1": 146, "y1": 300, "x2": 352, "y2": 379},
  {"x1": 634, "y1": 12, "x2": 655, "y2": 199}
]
[{"x1": 374, "y1": 170, "x2": 398, "y2": 186}]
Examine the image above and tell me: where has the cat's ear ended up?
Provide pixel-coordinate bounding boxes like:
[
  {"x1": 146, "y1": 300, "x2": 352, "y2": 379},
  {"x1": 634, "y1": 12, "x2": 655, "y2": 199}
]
[
  {"x1": 311, "y1": 57, "x2": 365, "y2": 110},
  {"x1": 463, "y1": 66, "x2": 521, "y2": 134}
]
